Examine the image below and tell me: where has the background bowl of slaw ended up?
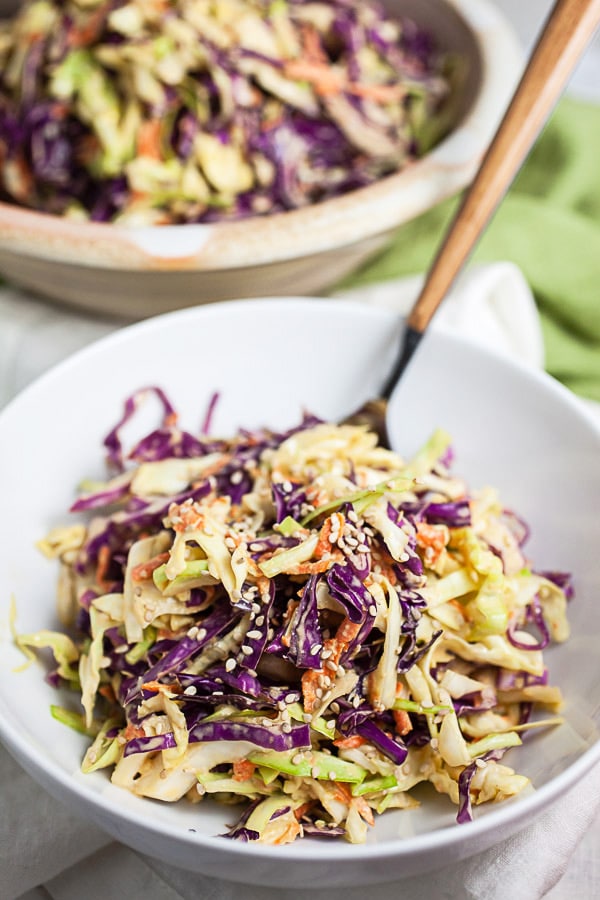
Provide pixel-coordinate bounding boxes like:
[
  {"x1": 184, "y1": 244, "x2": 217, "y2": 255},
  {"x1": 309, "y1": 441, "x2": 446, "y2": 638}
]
[
  {"x1": 0, "y1": 0, "x2": 522, "y2": 318},
  {"x1": 0, "y1": 296, "x2": 599, "y2": 888}
]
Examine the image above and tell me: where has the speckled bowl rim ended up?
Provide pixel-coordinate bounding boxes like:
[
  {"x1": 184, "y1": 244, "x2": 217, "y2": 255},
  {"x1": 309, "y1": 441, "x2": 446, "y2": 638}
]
[{"x1": 0, "y1": 0, "x2": 522, "y2": 271}]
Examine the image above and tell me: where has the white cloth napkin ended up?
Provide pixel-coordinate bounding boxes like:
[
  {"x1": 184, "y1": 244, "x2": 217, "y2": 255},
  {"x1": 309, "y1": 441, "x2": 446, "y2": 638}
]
[{"x1": 1, "y1": 262, "x2": 599, "y2": 900}]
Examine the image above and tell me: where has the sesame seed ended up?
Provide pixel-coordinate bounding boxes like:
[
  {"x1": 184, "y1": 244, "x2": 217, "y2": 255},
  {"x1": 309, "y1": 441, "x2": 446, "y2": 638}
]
[
  {"x1": 311, "y1": 767, "x2": 320, "y2": 778},
  {"x1": 213, "y1": 691, "x2": 223, "y2": 696},
  {"x1": 183, "y1": 685, "x2": 197, "y2": 696},
  {"x1": 285, "y1": 693, "x2": 297, "y2": 704},
  {"x1": 326, "y1": 720, "x2": 335, "y2": 730},
  {"x1": 475, "y1": 758, "x2": 487, "y2": 769},
  {"x1": 310, "y1": 643, "x2": 322, "y2": 655},
  {"x1": 251, "y1": 602, "x2": 261, "y2": 614},
  {"x1": 281, "y1": 722, "x2": 292, "y2": 733},
  {"x1": 352, "y1": 695, "x2": 361, "y2": 708},
  {"x1": 187, "y1": 626, "x2": 199, "y2": 639},
  {"x1": 321, "y1": 649, "x2": 333, "y2": 660},
  {"x1": 230, "y1": 471, "x2": 243, "y2": 484},
  {"x1": 241, "y1": 645, "x2": 253, "y2": 656},
  {"x1": 369, "y1": 604, "x2": 377, "y2": 616},
  {"x1": 277, "y1": 700, "x2": 286, "y2": 711},
  {"x1": 225, "y1": 658, "x2": 236, "y2": 672},
  {"x1": 348, "y1": 510, "x2": 358, "y2": 523},
  {"x1": 282, "y1": 481, "x2": 293, "y2": 492},
  {"x1": 281, "y1": 708, "x2": 291, "y2": 723},
  {"x1": 196, "y1": 783, "x2": 206, "y2": 795},
  {"x1": 328, "y1": 771, "x2": 336, "y2": 781},
  {"x1": 357, "y1": 544, "x2": 370, "y2": 554},
  {"x1": 315, "y1": 688, "x2": 323, "y2": 698},
  {"x1": 197, "y1": 628, "x2": 207, "y2": 641},
  {"x1": 330, "y1": 702, "x2": 340, "y2": 714},
  {"x1": 336, "y1": 665, "x2": 345, "y2": 676},
  {"x1": 303, "y1": 713, "x2": 312, "y2": 723},
  {"x1": 246, "y1": 629, "x2": 262, "y2": 640},
  {"x1": 247, "y1": 669, "x2": 257, "y2": 677},
  {"x1": 325, "y1": 660, "x2": 337, "y2": 671},
  {"x1": 292, "y1": 753, "x2": 304, "y2": 765},
  {"x1": 255, "y1": 616, "x2": 265, "y2": 627}
]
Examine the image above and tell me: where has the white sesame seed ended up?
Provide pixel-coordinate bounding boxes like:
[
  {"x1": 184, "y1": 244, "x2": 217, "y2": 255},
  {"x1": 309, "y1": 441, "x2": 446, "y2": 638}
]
[
  {"x1": 321, "y1": 648, "x2": 333, "y2": 660},
  {"x1": 247, "y1": 630, "x2": 262, "y2": 640},
  {"x1": 348, "y1": 510, "x2": 358, "y2": 523},
  {"x1": 247, "y1": 668, "x2": 257, "y2": 677},
  {"x1": 183, "y1": 686, "x2": 198, "y2": 696},
  {"x1": 281, "y1": 708, "x2": 291, "y2": 723},
  {"x1": 311, "y1": 767, "x2": 320, "y2": 778},
  {"x1": 315, "y1": 688, "x2": 323, "y2": 698},
  {"x1": 292, "y1": 753, "x2": 304, "y2": 765},
  {"x1": 196, "y1": 783, "x2": 206, "y2": 795},
  {"x1": 251, "y1": 602, "x2": 261, "y2": 614},
  {"x1": 328, "y1": 771, "x2": 336, "y2": 781},
  {"x1": 285, "y1": 693, "x2": 297, "y2": 704},
  {"x1": 352, "y1": 695, "x2": 361, "y2": 708},
  {"x1": 197, "y1": 628, "x2": 207, "y2": 641},
  {"x1": 475, "y1": 758, "x2": 487, "y2": 768},
  {"x1": 241, "y1": 645, "x2": 253, "y2": 656},
  {"x1": 255, "y1": 616, "x2": 265, "y2": 627},
  {"x1": 369, "y1": 605, "x2": 377, "y2": 616},
  {"x1": 325, "y1": 660, "x2": 337, "y2": 671},
  {"x1": 326, "y1": 720, "x2": 335, "y2": 730},
  {"x1": 281, "y1": 722, "x2": 292, "y2": 733},
  {"x1": 225, "y1": 658, "x2": 236, "y2": 672},
  {"x1": 310, "y1": 643, "x2": 322, "y2": 655},
  {"x1": 303, "y1": 713, "x2": 312, "y2": 723},
  {"x1": 330, "y1": 702, "x2": 340, "y2": 714},
  {"x1": 357, "y1": 544, "x2": 370, "y2": 554},
  {"x1": 230, "y1": 471, "x2": 243, "y2": 484}
]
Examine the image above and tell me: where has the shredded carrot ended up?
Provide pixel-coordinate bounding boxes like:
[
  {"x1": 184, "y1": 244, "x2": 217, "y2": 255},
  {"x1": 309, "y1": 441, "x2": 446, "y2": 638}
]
[
  {"x1": 136, "y1": 120, "x2": 162, "y2": 160},
  {"x1": 124, "y1": 722, "x2": 145, "y2": 740},
  {"x1": 67, "y1": 5, "x2": 110, "y2": 48},
  {"x1": 415, "y1": 522, "x2": 449, "y2": 567},
  {"x1": 232, "y1": 759, "x2": 256, "y2": 782},
  {"x1": 393, "y1": 709, "x2": 412, "y2": 736},
  {"x1": 131, "y1": 551, "x2": 170, "y2": 582},
  {"x1": 314, "y1": 512, "x2": 344, "y2": 559},
  {"x1": 302, "y1": 617, "x2": 362, "y2": 713},
  {"x1": 284, "y1": 60, "x2": 344, "y2": 96},
  {"x1": 333, "y1": 734, "x2": 368, "y2": 750},
  {"x1": 140, "y1": 680, "x2": 163, "y2": 693},
  {"x1": 352, "y1": 795, "x2": 375, "y2": 826},
  {"x1": 95, "y1": 544, "x2": 113, "y2": 591},
  {"x1": 293, "y1": 800, "x2": 316, "y2": 821},
  {"x1": 99, "y1": 683, "x2": 116, "y2": 703},
  {"x1": 347, "y1": 82, "x2": 405, "y2": 103}
]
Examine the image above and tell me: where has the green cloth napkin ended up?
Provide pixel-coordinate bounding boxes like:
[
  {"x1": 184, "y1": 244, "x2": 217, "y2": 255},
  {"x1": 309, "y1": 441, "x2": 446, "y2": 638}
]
[{"x1": 341, "y1": 98, "x2": 600, "y2": 403}]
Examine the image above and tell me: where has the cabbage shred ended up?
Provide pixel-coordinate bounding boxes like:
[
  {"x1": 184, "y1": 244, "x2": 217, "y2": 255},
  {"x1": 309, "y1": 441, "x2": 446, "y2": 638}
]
[{"x1": 24, "y1": 387, "x2": 572, "y2": 845}]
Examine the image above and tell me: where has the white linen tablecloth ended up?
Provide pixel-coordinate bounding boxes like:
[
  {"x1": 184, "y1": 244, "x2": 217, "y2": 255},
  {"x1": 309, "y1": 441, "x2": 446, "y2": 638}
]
[{"x1": 1, "y1": 262, "x2": 599, "y2": 900}]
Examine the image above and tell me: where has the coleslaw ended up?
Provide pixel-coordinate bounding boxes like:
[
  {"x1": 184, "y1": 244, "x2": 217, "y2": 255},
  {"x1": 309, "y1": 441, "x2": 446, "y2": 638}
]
[
  {"x1": 19, "y1": 387, "x2": 572, "y2": 844},
  {"x1": 0, "y1": 0, "x2": 457, "y2": 224}
]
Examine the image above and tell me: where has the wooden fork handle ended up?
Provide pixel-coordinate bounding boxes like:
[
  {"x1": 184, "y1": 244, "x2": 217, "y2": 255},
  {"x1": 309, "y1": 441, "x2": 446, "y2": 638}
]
[{"x1": 407, "y1": 0, "x2": 600, "y2": 335}]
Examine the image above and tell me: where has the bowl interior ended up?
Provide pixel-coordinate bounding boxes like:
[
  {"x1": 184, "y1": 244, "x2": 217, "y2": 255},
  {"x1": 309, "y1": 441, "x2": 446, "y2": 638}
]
[{"x1": 1, "y1": 298, "x2": 598, "y2": 886}]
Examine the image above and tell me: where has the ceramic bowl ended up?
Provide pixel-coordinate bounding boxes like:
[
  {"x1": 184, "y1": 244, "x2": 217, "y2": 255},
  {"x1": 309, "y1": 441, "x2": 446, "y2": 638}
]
[
  {"x1": 0, "y1": 0, "x2": 522, "y2": 318},
  {"x1": 0, "y1": 297, "x2": 599, "y2": 888}
]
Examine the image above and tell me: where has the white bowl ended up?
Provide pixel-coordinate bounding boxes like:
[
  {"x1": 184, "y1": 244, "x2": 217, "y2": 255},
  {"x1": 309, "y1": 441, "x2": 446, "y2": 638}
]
[
  {"x1": 0, "y1": 0, "x2": 522, "y2": 317},
  {"x1": 0, "y1": 297, "x2": 599, "y2": 888}
]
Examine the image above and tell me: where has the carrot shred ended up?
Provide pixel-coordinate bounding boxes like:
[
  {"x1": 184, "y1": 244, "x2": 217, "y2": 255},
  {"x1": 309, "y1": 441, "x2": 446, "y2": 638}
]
[{"x1": 232, "y1": 759, "x2": 256, "y2": 782}]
